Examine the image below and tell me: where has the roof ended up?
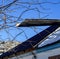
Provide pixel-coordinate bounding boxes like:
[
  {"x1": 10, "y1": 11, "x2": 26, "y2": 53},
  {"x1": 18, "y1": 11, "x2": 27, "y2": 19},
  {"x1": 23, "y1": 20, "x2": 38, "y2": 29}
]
[
  {"x1": 0, "y1": 25, "x2": 59, "y2": 58},
  {"x1": 17, "y1": 19, "x2": 60, "y2": 27},
  {"x1": 17, "y1": 40, "x2": 60, "y2": 58}
]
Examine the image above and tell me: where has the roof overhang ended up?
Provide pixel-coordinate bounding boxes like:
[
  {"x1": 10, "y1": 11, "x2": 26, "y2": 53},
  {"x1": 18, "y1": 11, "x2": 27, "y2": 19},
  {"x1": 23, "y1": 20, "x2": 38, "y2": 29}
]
[{"x1": 16, "y1": 19, "x2": 60, "y2": 27}]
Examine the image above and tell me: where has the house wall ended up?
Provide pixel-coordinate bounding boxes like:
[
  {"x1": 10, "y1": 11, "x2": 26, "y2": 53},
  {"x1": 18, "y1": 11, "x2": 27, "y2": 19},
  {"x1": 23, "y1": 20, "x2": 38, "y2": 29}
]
[{"x1": 8, "y1": 47, "x2": 60, "y2": 59}]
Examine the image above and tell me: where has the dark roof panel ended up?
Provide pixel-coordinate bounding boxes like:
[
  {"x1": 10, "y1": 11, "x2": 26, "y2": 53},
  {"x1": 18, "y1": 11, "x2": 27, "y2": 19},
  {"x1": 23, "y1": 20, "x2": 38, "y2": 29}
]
[{"x1": 0, "y1": 25, "x2": 59, "y2": 58}]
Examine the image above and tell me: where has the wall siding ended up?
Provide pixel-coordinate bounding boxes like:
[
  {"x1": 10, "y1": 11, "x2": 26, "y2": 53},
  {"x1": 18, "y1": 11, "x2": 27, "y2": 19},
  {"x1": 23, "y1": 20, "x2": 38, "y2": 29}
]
[{"x1": 8, "y1": 47, "x2": 60, "y2": 59}]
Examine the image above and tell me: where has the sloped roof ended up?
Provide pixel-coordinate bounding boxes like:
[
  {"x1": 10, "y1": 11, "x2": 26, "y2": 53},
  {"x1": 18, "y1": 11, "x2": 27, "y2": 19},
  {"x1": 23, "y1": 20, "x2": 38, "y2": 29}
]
[
  {"x1": 0, "y1": 25, "x2": 59, "y2": 58},
  {"x1": 39, "y1": 27, "x2": 60, "y2": 47}
]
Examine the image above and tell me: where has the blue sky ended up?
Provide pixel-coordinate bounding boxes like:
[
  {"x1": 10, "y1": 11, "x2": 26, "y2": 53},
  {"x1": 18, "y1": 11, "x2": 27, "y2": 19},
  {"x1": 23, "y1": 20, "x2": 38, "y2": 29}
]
[{"x1": 0, "y1": 0, "x2": 60, "y2": 43}]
